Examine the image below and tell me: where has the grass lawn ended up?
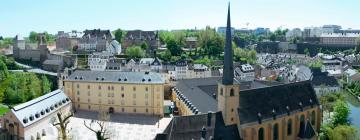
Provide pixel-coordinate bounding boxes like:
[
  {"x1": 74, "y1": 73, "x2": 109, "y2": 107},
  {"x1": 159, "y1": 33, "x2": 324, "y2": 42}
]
[{"x1": 0, "y1": 105, "x2": 9, "y2": 116}]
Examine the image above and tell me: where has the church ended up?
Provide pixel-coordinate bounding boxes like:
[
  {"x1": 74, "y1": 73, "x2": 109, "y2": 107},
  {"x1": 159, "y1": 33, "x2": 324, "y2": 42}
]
[{"x1": 156, "y1": 3, "x2": 320, "y2": 140}]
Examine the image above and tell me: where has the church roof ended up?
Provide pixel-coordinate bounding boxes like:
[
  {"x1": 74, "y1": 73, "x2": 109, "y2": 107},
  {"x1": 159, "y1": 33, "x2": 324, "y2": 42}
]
[
  {"x1": 222, "y1": 3, "x2": 234, "y2": 85},
  {"x1": 238, "y1": 80, "x2": 319, "y2": 125}
]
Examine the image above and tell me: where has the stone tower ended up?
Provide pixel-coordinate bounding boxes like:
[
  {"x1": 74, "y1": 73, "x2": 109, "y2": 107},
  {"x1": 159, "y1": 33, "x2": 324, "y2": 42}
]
[
  {"x1": 38, "y1": 33, "x2": 49, "y2": 63},
  {"x1": 217, "y1": 3, "x2": 240, "y2": 126}
]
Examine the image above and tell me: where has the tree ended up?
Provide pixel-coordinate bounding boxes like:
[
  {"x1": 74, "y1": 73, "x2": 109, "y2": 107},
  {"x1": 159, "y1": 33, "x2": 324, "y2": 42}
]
[
  {"x1": 160, "y1": 50, "x2": 172, "y2": 62},
  {"x1": 0, "y1": 58, "x2": 9, "y2": 82},
  {"x1": 52, "y1": 112, "x2": 74, "y2": 140},
  {"x1": 126, "y1": 46, "x2": 145, "y2": 59},
  {"x1": 332, "y1": 100, "x2": 350, "y2": 126},
  {"x1": 29, "y1": 31, "x2": 38, "y2": 43},
  {"x1": 84, "y1": 111, "x2": 111, "y2": 140},
  {"x1": 41, "y1": 75, "x2": 51, "y2": 94},
  {"x1": 355, "y1": 37, "x2": 360, "y2": 54},
  {"x1": 112, "y1": 29, "x2": 125, "y2": 43},
  {"x1": 166, "y1": 39, "x2": 182, "y2": 56},
  {"x1": 140, "y1": 42, "x2": 149, "y2": 50},
  {"x1": 329, "y1": 125, "x2": 358, "y2": 140}
]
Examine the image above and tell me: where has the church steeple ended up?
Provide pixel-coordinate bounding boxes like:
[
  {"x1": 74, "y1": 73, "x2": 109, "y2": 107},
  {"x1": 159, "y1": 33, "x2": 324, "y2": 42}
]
[{"x1": 222, "y1": 3, "x2": 234, "y2": 85}]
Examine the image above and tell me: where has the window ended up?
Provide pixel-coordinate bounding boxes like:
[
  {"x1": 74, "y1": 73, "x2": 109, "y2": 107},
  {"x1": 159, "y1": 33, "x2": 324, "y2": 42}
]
[
  {"x1": 299, "y1": 115, "x2": 305, "y2": 136},
  {"x1": 121, "y1": 108, "x2": 124, "y2": 112},
  {"x1": 121, "y1": 94, "x2": 124, "y2": 98},
  {"x1": 230, "y1": 88, "x2": 234, "y2": 96},
  {"x1": 145, "y1": 87, "x2": 148, "y2": 92},
  {"x1": 111, "y1": 86, "x2": 114, "y2": 90},
  {"x1": 220, "y1": 88, "x2": 223, "y2": 96},
  {"x1": 273, "y1": 123, "x2": 279, "y2": 140},
  {"x1": 98, "y1": 86, "x2": 101, "y2": 90},
  {"x1": 121, "y1": 86, "x2": 124, "y2": 91},
  {"x1": 88, "y1": 105, "x2": 91, "y2": 110},
  {"x1": 77, "y1": 84, "x2": 79, "y2": 88},
  {"x1": 77, "y1": 97, "x2": 80, "y2": 102},
  {"x1": 287, "y1": 119, "x2": 292, "y2": 136},
  {"x1": 88, "y1": 85, "x2": 90, "y2": 89},
  {"x1": 133, "y1": 108, "x2": 136, "y2": 112},
  {"x1": 133, "y1": 86, "x2": 136, "y2": 91},
  {"x1": 88, "y1": 99, "x2": 90, "y2": 103},
  {"x1": 133, "y1": 94, "x2": 136, "y2": 98},
  {"x1": 77, "y1": 91, "x2": 80, "y2": 95},
  {"x1": 145, "y1": 101, "x2": 149, "y2": 106},
  {"x1": 231, "y1": 108, "x2": 234, "y2": 112},
  {"x1": 311, "y1": 111, "x2": 316, "y2": 125},
  {"x1": 258, "y1": 128, "x2": 264, "y2": 140},
  {"x1": 145, "y1": 94, "x2": 148, "y2": 99},
  {"x1": 146, "y1": 108, "x2": 148, "y2": 113},
  {"x1": 133, "y1": 101, "x2": 136, "y2": 105},
  {"x1": 99, "y1": 99, "x2": 101, "y2": 104},
  {"x1": 108, "y1": 86, "x2": 110, "y2": 90},
  {"x1": 231, "y1": 117, "x2": 234, "y2": 121}
]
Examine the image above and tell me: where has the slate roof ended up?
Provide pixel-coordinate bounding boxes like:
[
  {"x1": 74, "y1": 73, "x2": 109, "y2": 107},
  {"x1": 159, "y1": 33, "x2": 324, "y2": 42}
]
[
  {"x1": 151, "y1": 57, "x2": 162, "y2": 66},
  {"x1": 83, "y1": 29, "x2": 112, "y2": 40},
  {"x1": 238, "y1": 80, "x2": 319, "y2": 125},
  {"x1": 311, "y1": 71, "x2": 339, "y2": 87},
  {"x1": 11, "y1": 89, "x2": 71, "y2": 127},
  {"x1": 155, "y1": 112, "x2": 240, "y2": 140},
  {"x1": 174, "y1": 77, "x2": 282, "y2": 114},
  {"x1": 125, "y1": 30, "x2": 157, "y2": 40},
  {"x1": 66, "y1": 70, "x2": 164, "y2": 84}
]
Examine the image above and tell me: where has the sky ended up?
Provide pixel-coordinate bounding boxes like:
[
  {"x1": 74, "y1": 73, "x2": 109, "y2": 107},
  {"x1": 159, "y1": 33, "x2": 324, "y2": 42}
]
[{"x1": 0, "y1": 0, "x2": 359, "y2": 37}]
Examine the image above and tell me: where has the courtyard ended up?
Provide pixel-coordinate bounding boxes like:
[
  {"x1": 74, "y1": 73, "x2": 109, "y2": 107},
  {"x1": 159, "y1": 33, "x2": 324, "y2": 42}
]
[{"x1": 44, "y1": 110, "x2": 172, "y2": 140}]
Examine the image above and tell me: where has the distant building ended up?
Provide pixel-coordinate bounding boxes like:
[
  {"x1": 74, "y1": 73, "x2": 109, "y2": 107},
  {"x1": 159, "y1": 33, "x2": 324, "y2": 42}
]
[
  {"x1": 234, "y1": 64, "x2": 255, "y2": 81},
  {"x1": 322, "y1": 25, "x2": 342, "y2": 34},
  {"x1": 253, "y1": 27, "x2": 270, "y2": 35},
  {"x1": 311, "y1": 70, "x2": 340, "y2": 95},
  {"x1": 56, "y1": 30, "x2": 82, "y2": 51},
  {"x1": 123, "y1": 30, "x2": 160, "y2": 52},
  {"x1": 286, "y1": 28, "x2": 302, "y2": 41},
  {"x1": 303, "y1": 27, "x2": 323, "y2": 38},
  {"x1": 12, "y1": 34, "x2": 49, "y2": 63},
  {"x1": 320, "y1": 55, "x2": 343, "y2": 72},
  {"x1": 185, "y1": 37, "x2": 198, "y2": 49},
  {"x1": 0, "y1": 90, "x2": 71, "y2": 140},
  {"x1": 63, "y1": 70, "x2": 165, "y2": 116},
  {"x1": 217, "y1": 27, "x2": 235, "y2": 35},
  {"x1": 77, "y1": 29, "x2": 113, "y2": 53},
  {"x1": 320, "y1": 33, "x2": 360, "y2": 45},
  {"x1": 88, "y1": 52, "x2": 113, "y2": 71}
]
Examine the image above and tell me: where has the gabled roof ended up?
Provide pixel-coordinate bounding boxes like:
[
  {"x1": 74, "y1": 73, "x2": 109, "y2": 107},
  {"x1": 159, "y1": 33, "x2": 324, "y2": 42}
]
[
  {"x1": 11, "y1": 89, "x2": 71, "y2": 127},
  {"x1": 311, "y1": 73, "x2": 339, "y2": 87},
  {"x1": 151, "y1": 57, "x2": 162, "y2": 66},
  {"x1": 238, "y1": 81, "x2": 319, "y2": 125}
]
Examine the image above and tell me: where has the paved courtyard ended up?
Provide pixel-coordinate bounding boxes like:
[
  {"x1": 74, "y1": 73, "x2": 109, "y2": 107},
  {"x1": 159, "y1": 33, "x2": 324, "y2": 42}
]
[{"x1": 66, "y1": 110, "x2": 171, "y2": 140}]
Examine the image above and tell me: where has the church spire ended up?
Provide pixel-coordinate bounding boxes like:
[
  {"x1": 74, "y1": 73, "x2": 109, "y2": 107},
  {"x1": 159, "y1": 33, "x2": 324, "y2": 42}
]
[{"x1": 222, "y1": 3, "x2": 234, "y2": 85}]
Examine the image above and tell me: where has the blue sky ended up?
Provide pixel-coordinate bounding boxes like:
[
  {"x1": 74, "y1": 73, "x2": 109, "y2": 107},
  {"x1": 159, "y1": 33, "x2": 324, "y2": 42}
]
[{"x1": 1, "y1": 0, "x2": 359, "y2": 37}]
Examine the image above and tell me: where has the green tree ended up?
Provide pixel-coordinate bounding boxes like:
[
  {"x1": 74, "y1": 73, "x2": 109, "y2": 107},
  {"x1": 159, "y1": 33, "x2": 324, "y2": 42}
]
[
  {"x1": 126, "y1": 46, "x2": 145, "y2": 59},
  {"x1": 29, "y1": 31, "x2": 38, "y2": 43},
  {"x1": 160, "y1": 50, "x2": 172, "y2": 62},
  {"x1": 0, "y1": 58, "x2": 9, "y2": 82},
  {"x1": 112, "y1": 28, "x2": 125, "y2": 43},
  {"x1": 329, "y1": 125, "x2": 358, "y2": 140},
  {"x1": 166, "y1": 39, "x2": 182, "y2": 56},
  {"x1": 140, "y1": 42, "x2": 149, "y2": 50},
  {"x1": 41, "y1": 75, "x2": 51, "y2": 94},
  {"x1": 304, "y1": 48, "x2": 310, "y2": 56},
  {"x1": 332, "y1": 100, "x2": 350, "y2": 126}
]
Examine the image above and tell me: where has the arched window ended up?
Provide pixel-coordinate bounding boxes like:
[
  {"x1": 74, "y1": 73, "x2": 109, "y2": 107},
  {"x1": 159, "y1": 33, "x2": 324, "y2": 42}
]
[
  {"x1": 273, "y1": 123, "x2": 279, "y2": 140},
  {"x1": 287, "y1": 119, "x2": 292, "y2": 136},
  {"x1": 258, "y1": 127, "x2": 264, "y2": 140},
  {"x1": 299, "y1": 115, "x2": 305, "y2": 135},
  {"x1": 230, "y1": 88, "x2": 234, "y2": 96},
  {"x1": 311, "y1": 111, "x2": 316, "y2": 125}
]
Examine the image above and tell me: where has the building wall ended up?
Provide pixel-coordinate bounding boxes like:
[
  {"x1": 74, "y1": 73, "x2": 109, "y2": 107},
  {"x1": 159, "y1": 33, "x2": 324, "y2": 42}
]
[
  {"x1": 321, "y1": 37, "x2": 358, "y2": 45},
  {"x1": 64, "y1": 81, "x2": 164, "y2": 117},
  {"x1": 239, "y1": 107, "x2": 320, "y2": 140},
  {"x1": 1, "y1": 104, "x2": 71, "y2": 140}
]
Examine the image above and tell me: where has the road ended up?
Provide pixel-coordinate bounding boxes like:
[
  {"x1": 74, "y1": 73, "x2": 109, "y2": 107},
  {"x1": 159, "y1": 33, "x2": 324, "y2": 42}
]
[{"x1": 10, "y1": 61, "x2": 58, "y2": 76}]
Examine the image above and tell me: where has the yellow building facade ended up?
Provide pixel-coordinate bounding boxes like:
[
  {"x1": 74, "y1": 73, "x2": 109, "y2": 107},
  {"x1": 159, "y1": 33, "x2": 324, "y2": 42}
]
[{"x1": 64, "y1": 70, "x2": 164, "y2": 117}]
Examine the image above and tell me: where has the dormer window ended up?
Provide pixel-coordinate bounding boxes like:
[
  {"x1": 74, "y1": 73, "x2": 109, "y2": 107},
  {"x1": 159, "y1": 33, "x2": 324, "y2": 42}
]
[
  {"x1": 23, "y1": 118, "x2": 28, "y2": 124},
  {"x1": 29, "y1": 115, "x2": 34, "y2": 121},
  {"x1": 41, "y1": 110, "x2": 45, "y2": 115},
  {"x1": 35, "y1": 113, "x2": 40, "y2": 118}
]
